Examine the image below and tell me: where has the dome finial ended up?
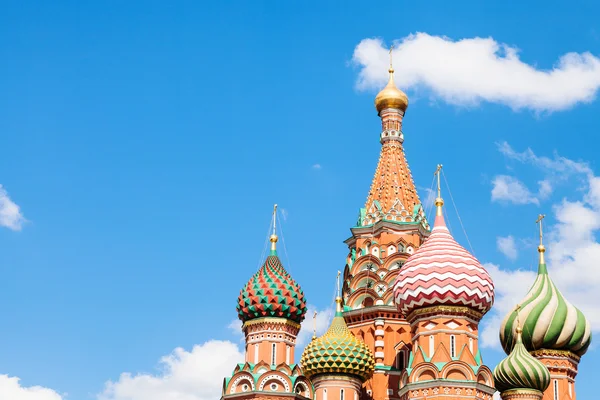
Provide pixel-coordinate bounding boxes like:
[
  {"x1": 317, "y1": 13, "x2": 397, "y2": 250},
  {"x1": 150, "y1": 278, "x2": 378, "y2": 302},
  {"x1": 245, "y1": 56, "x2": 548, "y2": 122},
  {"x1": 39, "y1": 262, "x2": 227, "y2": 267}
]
[
  {"x1": 535, "y1": 214, "x2": 546, "y2": 264},
  {"x1": 374, "y1": 44, "x2": 408, "y2": 113},
  {"x1": 335, "y1": 270, "x2": 342, "y2": 313},
  {"x1": 312, "y1": 310, "x2": 317, "y2": 340},
  {"x1": 269, "y1": 204, "x2": 278, "y2": 255},
  {"x1": 434, "y1": 164, "x2": 444, "y2": 217}
]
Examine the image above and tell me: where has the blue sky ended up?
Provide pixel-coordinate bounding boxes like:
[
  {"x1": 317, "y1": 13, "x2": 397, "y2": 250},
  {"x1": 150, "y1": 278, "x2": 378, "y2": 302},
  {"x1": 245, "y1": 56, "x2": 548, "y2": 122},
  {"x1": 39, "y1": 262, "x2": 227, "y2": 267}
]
[{"x1": 1, "y1": 1, "x2": 600, "y2": 399}]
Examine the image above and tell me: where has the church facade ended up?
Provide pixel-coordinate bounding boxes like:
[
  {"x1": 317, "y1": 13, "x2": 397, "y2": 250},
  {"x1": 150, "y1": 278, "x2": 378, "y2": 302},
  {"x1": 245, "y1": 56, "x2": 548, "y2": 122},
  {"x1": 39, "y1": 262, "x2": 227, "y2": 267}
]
[{"x1": 220, "y1": 55, "x2": 592, "y2": 400}]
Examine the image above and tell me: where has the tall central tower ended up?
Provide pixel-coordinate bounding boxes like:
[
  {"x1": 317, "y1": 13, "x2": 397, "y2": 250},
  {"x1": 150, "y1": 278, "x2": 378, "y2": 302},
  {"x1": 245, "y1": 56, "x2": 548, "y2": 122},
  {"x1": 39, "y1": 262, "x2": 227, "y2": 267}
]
[{"x1": 341, "y1": 51, "x2": 430, "y2": 400}]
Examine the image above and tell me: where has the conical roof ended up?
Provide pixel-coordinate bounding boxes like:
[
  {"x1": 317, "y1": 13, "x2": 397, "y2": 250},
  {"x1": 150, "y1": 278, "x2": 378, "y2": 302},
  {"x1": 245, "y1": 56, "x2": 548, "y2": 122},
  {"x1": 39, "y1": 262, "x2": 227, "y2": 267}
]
[
  {"x1": 499, "y1": 252, "x2": 591, "y2": 356},
  {"x1": 300, "y1": 299, "x2": 374, "y2": 381},
  {"x1": 494, "y1": 327, "x2": 550, "y2": 393},
  {"x1": 237, "y1": 253, "x2": 307, "y2": 324}
]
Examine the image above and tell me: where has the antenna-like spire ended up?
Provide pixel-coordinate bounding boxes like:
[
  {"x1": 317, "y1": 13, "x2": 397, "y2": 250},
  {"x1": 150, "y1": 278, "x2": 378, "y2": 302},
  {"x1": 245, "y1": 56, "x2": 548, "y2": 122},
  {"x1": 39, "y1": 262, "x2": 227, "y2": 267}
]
[
  {"x1": 335, "y1": 270, "x2": 342, "y2": 312},
  {"x1": 269, "y1": 204, "x2": 278, "y2": 255},
  {"x1": 434, "y1": 164, "x2": 444, "y2": 216},
  {"x1": 312, "y1": 311, "x2": 317, "y2": 340},
  {"x1": 535, "y1": 214, "x2": 546, "y2": 264}
]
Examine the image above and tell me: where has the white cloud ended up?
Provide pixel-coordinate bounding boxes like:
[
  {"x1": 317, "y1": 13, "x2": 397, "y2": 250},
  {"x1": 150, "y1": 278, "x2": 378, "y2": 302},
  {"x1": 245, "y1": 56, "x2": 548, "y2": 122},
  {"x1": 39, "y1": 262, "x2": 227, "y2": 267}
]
[
  {"x1": 312, "y1": 164, "x2": 322, "y2": 170},
  {"x1": 482, "y1": 145, "x2": 600, "y2": 348},
  {"x1": 496, "y1": 236, "x2": 518, "y2": 260},
  {"x1": 352, "y1": 34, "x2": 600, "y2": 112},
  {"x1": 0, "y1": 185, "x2": 25, "y2": 231},
  {"x1": 0, "y1": 375, "x2": 63, "y2": 400},
  {"x1": 98, "y1": 340, "x2": 244, "y2": 400},
  {"x1": 280, "y1": 208, "x2": 289, "y2": 222},
  {"x1": 491, "y1": 175, "x2": 539, "y2": 205},
  {"x1": 297, "y1": 305, "x2": 334, "y2": 351},
  {"x1": 537, "y1": 179, "x2": 553, "y2": 200}
]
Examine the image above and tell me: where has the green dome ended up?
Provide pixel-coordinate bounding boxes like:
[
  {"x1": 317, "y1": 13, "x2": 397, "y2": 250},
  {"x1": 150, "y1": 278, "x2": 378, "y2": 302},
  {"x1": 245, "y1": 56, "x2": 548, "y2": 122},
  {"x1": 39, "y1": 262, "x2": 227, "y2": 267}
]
[
  {"x1": 300, "y1": 299, "x2": 374, "y2": 382},
  {"x1": 499, "y1": 258, "x2": 591, "y2": 356},
  {"x1": 494, "y1": 328, "x2": 550, "y2": 393}
]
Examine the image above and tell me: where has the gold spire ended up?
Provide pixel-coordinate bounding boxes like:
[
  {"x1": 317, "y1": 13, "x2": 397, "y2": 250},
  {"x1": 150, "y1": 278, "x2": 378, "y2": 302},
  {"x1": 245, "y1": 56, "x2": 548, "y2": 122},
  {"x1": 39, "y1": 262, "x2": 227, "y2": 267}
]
[
  {"x1": 312, "y1": 310, "x2": 317, "y2": 340},
  {"x1": 335, "y1": 270, "x2": 342, "y2": 312},
  {"x1": 375, "y1": 44, "x2": 409, "y2": 113},
  {"x1": 536, "y1": 214, "x2": 546, "y2": 264},
  {"x1": 270, "y1": 204, "x2": 278, "y2": 252},
  {"x1": 434, "y1": 164, "x2": 444, "y2": 216}
]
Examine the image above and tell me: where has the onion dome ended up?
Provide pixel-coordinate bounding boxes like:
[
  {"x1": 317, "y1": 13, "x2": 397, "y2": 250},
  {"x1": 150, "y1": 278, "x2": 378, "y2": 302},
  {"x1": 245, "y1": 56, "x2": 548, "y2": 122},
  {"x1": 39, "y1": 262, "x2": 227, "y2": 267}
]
[
  {"x1": 300, "y1": 298, "x2": 374, "y2": 381},
  {"x1": 494, "y1": 326, "x2": 551, "y2": 394},
  {"x1": 237, "y1": 211, "x2": 307, "y2": 324},
  {"x1": 393, "y1": 186, "x2": 495, "y2": 318},
  {"x1": 499, "y1": 241, "x2": 591, "y2": 356},
  {"x1": 375, "y1": 67, "x2": 409, "y2": 114}
]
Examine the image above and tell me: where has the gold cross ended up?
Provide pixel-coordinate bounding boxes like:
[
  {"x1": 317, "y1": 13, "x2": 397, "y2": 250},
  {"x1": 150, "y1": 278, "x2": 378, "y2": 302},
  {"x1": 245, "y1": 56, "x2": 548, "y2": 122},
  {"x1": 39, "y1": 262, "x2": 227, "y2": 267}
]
[
  {"x1": 336, "y1": 270, "x2": 341, "y2": 297},
  {"x1": 535, "y1": 214, "x2": 545, "y2": 246},
  {"x1": 434, "y1": 164, "x2": 443, "y2": 198},
  {"x1": 313, "y1": 311, "x2": 317, "y2": 338},
  {"x1": 389, "y1": 44, "x2": 394, "y2": 69}
]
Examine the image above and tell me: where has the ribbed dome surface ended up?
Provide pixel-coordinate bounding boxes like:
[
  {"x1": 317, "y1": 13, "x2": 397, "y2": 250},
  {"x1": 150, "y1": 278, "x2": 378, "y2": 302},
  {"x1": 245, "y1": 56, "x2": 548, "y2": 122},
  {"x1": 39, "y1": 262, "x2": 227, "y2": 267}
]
[
  {"x1": 300, "y1": 305, "x2": 374, "y2": 381},
  {"x1": 393, "y1": 214, "x2": 495, "y2": 317},
  {"x1": 494, "y1": 330, "x2": 550, "y2": 393},
  {"x1": 237, "y1": 255, "x2": 307, "y2": 323},
  {"x1": 499, "y1": 262, "x2": 591, "y2": 356}
]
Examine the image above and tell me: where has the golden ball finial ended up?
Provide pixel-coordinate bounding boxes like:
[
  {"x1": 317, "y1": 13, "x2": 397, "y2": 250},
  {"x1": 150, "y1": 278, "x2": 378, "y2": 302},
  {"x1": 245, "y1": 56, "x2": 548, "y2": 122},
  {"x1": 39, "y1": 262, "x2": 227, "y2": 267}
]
[
  {"x1": 270, "y1": 234, "x2": 278, "y2": 243},
  {"x1": 375, "y1": 69, "x2": 409, "y2": 114}
]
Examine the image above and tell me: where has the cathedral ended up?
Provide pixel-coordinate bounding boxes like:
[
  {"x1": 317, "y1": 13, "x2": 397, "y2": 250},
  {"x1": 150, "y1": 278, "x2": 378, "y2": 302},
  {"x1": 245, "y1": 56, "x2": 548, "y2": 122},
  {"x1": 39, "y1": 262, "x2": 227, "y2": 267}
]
[{"x1": 220, "y1": 55, "x2": 592, "y2": 400}]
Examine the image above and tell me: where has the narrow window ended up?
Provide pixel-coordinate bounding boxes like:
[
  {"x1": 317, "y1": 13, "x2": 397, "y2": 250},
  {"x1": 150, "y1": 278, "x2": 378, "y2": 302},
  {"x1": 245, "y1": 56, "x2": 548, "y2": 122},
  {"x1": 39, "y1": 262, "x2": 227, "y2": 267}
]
[
  {"x1": 469, "y1": 338, "x2": 473, "y2": 353},
  {"x1": 340, "y1": 389, "x2": 345, "y2": 400},
  {"x1": 271, "y1": 343, "x2": 276, "y2": 365},
  {"x1": 323, "y1": 388, "x2": 328, "y2": 400},
  {"x1": 254, "y1": 344, "x2": 259, "y2": 364},
  {"x1": 554, "y1": 380, "x2": 559, "y2": 400},
  {"x1": 286, "y1": 345, "x2": 291, "y2": 364},
  {"x1": 395, "y1": 350, "x2": 405, "y2": 370},
  {"x1": 450, "y1": 335, "x2": 456, "y2": 358},
  {"x1": 429, "y1": 335, "x2": 435, "y2": 357}
]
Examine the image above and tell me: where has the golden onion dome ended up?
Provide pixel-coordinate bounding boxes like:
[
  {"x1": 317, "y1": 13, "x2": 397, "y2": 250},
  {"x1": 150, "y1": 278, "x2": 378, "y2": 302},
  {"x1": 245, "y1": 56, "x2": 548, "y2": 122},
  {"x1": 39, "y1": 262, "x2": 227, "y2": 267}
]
[
  {"x1": 375, "y1": 68, "x2": 409, "y2": 114},
  {"x1": 300, "y1": 298, "x2": 374, "y2": 381}
]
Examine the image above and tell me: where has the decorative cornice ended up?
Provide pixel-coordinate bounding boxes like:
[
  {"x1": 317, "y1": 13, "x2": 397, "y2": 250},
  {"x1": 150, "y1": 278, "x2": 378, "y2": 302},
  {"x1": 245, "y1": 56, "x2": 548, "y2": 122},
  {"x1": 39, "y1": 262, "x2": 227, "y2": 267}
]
[
  {"x1": 530, "y1": 349, "x2": 580, "y2": 363},
  {"x1": 243, "y1": 317, "x2": 301, "y2": 330},
  {"x1": 406, "y1": 305, "x2": 483, "y2": 323},
  {"x1": 500, "y1": 388, "x2": 543, "y2": 399}
]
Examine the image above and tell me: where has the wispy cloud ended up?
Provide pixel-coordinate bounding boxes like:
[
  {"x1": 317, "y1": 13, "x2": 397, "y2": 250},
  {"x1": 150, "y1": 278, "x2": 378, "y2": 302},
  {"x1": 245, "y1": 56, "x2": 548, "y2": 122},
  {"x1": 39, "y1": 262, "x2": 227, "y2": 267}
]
[
  {"x1": 312, "y1": 164, "x2": 322, "y2": 170},
  {"x1": 496, "y1": 235, "x2": 518, "y2": 260},
  {"x1": 0, "y1": 185, "x2": 25, "y2": 231},
  {"x1": 353, "y1": 34, "x2": 600, "y2": 112},
  {"x1": 491, "y1": 175, "x2": 539, "y2": 205}
]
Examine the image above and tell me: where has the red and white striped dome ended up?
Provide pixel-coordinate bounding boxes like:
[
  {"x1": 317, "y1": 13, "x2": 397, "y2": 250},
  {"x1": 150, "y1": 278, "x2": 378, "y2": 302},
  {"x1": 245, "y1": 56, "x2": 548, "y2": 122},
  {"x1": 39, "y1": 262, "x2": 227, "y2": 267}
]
[{"x1": 393, "y1": 212, "x2": 494, "y2": 318}]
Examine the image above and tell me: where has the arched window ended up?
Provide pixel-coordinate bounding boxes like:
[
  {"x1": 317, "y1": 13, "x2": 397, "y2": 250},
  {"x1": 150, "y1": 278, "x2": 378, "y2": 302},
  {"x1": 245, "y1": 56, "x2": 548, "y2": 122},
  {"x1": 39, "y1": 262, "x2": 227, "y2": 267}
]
[
  {"x1": 286, "y1": 345, "x2": 290, "y2": 364},
  {"x1": 271, "y1": 343, "x2": 276, "y2": 365},
  {"x1": 340, "y1": 389, "x2": 345, "y2": 400},
  {"x1": 395, "y1": 350, "x2": 406, "y2": 370},
  {"x1": 323, "y1": 388, "x2": 328, "y2": 400},
  {"x1": 554, "y1": 380, "x2": 559, "y2": 400},
  {"x1": 450, "y1": 335, "x2": 456, "y2": 358}
]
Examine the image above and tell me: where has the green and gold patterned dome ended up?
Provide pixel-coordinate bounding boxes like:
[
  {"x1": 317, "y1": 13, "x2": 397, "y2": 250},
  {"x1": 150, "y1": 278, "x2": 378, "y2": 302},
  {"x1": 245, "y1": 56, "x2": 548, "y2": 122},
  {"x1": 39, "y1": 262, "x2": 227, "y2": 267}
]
[
  {"x1": 499, "y1": 246, "x2": 591, "y2": 356},
  {"x1": 300, "y1": 298, "x2": 374, "y2": 382},
  {"x1": 494, "y1": 327, "x2": 551, "y2": 393},
  {"x1": 237, "y1": 235, "x2": 307, "y2": 324}
]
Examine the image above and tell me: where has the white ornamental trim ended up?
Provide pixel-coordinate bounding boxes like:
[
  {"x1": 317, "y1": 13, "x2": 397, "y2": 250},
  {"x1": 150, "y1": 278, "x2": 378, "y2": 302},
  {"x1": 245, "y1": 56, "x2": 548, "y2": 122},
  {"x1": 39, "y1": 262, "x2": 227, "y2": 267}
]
[
  {"x1": 230, "y1": 374, "x2": 255, "y2": 393},
  {"x1": 375, "y1": 351, "x2": 385, "y2": 358},
  {"x1": 375, "y1": 319, "x2": 385, "y2": 327},
  {"x1": 375, "y1": 329, "x2": 385, "y2": 336},
  {"x1": 258, "y1": 374, "x2": 290, "y2": 392},
  {"x1": 375, "y1": 340, "x2": 385, "y2": 347}
]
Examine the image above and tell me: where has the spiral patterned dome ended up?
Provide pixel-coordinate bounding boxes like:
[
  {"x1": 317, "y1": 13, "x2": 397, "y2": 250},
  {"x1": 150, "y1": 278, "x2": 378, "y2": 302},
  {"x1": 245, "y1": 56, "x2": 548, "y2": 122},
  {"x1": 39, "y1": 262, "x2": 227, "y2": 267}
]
[
  {"x1": 237, "y1": 253, "x2": 307, "y2": 324},
  {"x1": 499, "y1": 256, "x2": 591, "y2": 356},
  {"x1": 393, "y1": 209, "x2": 495, "y2": 318},
  {"x1": 494, "y1": 328, "x2": 550, "y2": 393},
  {"x1": 300, "y1": 299, "x2": 374, "y2": 381}
]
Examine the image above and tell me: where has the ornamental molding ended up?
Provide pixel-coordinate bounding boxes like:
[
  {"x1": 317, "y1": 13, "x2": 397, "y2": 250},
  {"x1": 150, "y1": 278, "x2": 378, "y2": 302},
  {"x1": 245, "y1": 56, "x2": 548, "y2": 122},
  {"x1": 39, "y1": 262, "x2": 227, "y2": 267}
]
[
  {"x1": 530, "y1": 349, "x2": 580, "y2": 363},
  {"x1": 243, "y1": 318, "x2": 301, "y2": 331},
  {"x1": 229, "y1": 374, "x2": 255, "y2": 393},
  {"x1": 257, "y1": 374, "x2": 291, "y2": 392},
  {"x1": 406, "y1": 305, "x2": 483, "y2": 324}
]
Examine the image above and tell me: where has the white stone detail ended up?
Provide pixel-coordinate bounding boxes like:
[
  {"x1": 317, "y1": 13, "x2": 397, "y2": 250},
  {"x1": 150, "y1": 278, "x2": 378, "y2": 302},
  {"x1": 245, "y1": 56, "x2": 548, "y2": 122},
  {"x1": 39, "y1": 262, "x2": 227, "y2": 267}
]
[
  {"x1": 258, "y1": 374, "x2": 290, "y2": 391},
  {"x1": 375, "y1": 329, "x2": 385, "y2": 336},
  {"x1": 446, "y1": 321, "x2": 460, "y2": 329},
  {"x1": 375, "y1": 319, "x2": 385, "y2": 327},
  {"x1": 230, "y1": 374, "x2": 255, "y2": 393},
  {"x1": 375, "y1": 340, "x2": 385, "y2": 347},
  {"x1": 424, "y1": 322, "x2": 436, "y2": 330},
  {"x1": 375, "y1": 299, "x2": 384, "y2": 305},
  {"x1": 375, "y1": 351, "x2": 385, "y2": 358}
]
